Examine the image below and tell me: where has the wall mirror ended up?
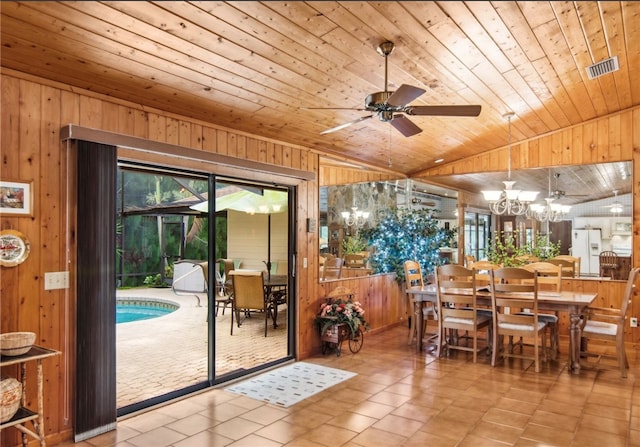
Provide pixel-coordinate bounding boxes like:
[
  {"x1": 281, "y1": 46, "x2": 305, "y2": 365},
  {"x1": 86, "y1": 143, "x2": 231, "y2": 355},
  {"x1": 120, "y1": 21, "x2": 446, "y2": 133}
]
[
  {"x1": 319, "y1": 179, "x2": 458, "y2": 280},
  {"x1": 425, "y1": 160, "x2": 633, "y2": 277}
]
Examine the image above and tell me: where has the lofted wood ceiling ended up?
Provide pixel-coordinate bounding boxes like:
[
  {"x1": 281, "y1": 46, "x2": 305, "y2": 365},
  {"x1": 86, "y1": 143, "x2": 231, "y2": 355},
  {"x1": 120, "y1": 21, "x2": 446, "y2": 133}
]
[{"x1": 1, "y1": 1, "x2": 639, "y2": 198}]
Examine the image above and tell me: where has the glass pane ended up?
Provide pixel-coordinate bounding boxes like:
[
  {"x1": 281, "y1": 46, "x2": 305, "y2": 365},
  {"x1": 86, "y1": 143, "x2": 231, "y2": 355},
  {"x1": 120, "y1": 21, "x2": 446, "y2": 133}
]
[
  {"x1": 212, "y1": 181, "x2": 290, "y2": 378},
  {"x1": 116, "y1": 167, "x2": 209, "y2": 410}
]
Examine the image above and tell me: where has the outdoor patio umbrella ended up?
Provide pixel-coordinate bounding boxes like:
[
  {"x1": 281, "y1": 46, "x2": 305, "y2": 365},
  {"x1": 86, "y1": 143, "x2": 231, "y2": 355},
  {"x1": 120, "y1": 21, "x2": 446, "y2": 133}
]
[{"x1": 190, "y1": 188, "x2": 288, "y2": 277}]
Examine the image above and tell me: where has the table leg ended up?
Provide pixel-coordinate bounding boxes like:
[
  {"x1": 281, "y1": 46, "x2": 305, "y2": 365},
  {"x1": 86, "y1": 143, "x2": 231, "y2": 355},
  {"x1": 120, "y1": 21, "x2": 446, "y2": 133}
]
[
  {"x1": 568, "y1": 310, "x2": 582, "y2": 374},
  {"x1": 415, "y1": 299, "x2": 424, "y2": 352}
]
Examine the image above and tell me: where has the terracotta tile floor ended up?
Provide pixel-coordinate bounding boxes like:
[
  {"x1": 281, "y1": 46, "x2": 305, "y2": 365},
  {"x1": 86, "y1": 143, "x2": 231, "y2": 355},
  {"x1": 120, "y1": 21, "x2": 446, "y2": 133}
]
[{"x1": 60, "y1": 324, "x2": 639, "y2": 447}]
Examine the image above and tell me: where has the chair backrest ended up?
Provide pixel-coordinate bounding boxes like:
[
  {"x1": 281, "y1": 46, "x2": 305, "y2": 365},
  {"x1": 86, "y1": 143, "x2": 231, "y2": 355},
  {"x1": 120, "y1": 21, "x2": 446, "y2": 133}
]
[
  {"x1": 197, "y1": 261, "x2": 209, "y2": 286},
  {"x1": 229, "y1": 270, "x2": 265, "y2": 310},
  {"x1": 322, "y1": 257, "x2": 343, "y2": 280},
  {"x1": 619, "y1": 267, "x2": 639, "y2": 322},
  {"x1": 435, "y1": 264, "x2": 476, "y2": 307},
  {"x1": 514, "y1": 254, "x2": 539, "y2": 265},
  {"x1": 599, "y1": 251, "x2": 618, "y2": 266},
  {"x1": 470, "y1": 260, "x2": 501, "y2": 285},
  {"x1": 491, "y1": 266, "x2": 538, "y2": 294},
  {"x1": 552, "y1": 255, "x2": 580, "y2": 277},
  {"x1": 344, "y1": 253, "x2": 365, "y2": 268},
  {"x1": 216, "y1": 258, "x2": 234, "y2": 279},
  {"x1": 464, "y1": 255, "x2": 476, "y2": 268},
  {"x1": 403, "y1": 260, "x2": 424, "y2": 289},
  {"x1": 546, "y1": 258, "x2": 575, "y2": 278},
  {"x1": 522, "y1": 261, "x2": 562, "y2": 292},
  {"x1": 490, "y1": 267, "x2": 539, "y2": 318}
]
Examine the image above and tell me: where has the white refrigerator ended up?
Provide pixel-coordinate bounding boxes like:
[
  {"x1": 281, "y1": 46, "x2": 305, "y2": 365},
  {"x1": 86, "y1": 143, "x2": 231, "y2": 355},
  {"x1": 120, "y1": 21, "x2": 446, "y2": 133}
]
[{"x1": 571, "y1": 229, "x2": 602, "y2": 276}]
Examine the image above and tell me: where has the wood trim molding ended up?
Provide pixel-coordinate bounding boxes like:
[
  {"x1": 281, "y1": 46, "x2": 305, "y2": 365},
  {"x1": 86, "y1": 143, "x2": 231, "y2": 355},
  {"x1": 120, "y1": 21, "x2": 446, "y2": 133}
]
[{"x1": 61, "y1": 124, "x2": 315, "y2": 182}]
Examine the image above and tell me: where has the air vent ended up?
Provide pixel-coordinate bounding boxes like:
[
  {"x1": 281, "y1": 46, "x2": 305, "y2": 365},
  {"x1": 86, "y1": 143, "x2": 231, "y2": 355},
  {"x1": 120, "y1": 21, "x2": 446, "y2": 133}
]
[{"x1": 586, "y1": 56, "x2": 619, "y2": 80}]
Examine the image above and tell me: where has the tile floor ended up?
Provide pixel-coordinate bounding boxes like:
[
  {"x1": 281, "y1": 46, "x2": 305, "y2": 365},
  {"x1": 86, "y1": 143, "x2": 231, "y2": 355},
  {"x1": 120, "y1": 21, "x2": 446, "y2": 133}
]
[
  {"x1": 116, "y1": 287, "x2": 288, "y2": 408},
  {"x1": 60, "y1": 325, "x2": 638, "y2": 447}
]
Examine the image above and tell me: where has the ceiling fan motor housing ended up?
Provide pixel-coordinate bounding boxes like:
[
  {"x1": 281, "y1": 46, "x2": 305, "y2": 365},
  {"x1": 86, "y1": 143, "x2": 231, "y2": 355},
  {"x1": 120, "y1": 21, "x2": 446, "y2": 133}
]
[{"x1": 365, "y1": 91, "x2": 402, "y2": 121}]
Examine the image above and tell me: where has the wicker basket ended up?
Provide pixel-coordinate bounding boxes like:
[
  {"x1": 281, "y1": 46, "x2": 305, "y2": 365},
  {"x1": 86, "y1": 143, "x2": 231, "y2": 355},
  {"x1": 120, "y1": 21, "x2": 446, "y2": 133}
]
[
  {"x1": 0, "y1": 332, "x2": 36, "y2": 356},
  {"x1": 0, "y1": 377, "x2": 22, "y2": 423}
]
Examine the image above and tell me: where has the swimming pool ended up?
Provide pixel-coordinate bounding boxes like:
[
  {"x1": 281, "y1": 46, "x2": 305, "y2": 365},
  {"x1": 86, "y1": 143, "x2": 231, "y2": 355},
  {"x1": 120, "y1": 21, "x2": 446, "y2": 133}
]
[{"x1": 116, "y1": 299, "x2": 179, "y2": 324}]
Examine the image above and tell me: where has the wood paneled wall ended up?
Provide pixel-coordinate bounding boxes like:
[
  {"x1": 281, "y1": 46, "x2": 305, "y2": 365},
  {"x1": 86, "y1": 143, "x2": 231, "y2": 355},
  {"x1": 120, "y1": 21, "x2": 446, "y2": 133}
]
[
  {"x1": 2, "y1": 69, "x2": 640, "y2": 445},
  {"x1": 320, "y1": 165, "x2": 401, "y2": 186}
]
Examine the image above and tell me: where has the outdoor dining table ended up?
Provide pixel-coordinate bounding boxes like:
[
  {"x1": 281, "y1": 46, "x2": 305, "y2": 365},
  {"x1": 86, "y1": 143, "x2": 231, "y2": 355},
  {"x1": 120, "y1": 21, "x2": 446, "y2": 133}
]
[
  {"x1": 264, "y1": 274, "x2": 288, "y2": 327},
  {"x1": 405, "y1": 284, "x2": 598, "y2": 374}
]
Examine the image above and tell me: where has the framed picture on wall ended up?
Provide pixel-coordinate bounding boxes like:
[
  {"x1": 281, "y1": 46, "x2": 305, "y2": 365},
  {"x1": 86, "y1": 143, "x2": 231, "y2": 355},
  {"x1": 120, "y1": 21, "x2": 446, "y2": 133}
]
[{"x1": 0, "y1": 180, "x2": 33, "y2": 216}]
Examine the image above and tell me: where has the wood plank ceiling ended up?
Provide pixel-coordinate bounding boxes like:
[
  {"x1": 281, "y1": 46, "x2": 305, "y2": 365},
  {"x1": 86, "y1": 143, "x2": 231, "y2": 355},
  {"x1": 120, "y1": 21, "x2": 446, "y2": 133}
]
[{"x1": 1, "y1": 1, "x2": 639, "y2": 199}]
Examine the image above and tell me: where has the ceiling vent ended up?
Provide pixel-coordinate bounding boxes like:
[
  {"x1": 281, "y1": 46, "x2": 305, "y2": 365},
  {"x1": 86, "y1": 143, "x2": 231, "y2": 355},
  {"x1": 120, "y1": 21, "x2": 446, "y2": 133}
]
[{"x1": 586, "y1": 56, "x2": 619, "y2": 80}]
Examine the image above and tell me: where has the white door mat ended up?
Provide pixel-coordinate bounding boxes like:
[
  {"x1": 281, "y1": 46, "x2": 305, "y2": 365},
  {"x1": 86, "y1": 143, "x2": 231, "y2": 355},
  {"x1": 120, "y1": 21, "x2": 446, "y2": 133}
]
[{"x1": 225, "y1": 361, "x2": 357, "y2": 407}]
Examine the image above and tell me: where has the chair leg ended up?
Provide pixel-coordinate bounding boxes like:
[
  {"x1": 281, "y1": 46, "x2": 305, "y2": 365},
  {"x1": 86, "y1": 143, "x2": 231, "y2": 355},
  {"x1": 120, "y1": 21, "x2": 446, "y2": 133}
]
[
  {"x1": 491, "y1": 332, "x2": 500, "y2": 367},
  {"x1": 617, "y1": 337, "x2": 628, "y2": 378}
]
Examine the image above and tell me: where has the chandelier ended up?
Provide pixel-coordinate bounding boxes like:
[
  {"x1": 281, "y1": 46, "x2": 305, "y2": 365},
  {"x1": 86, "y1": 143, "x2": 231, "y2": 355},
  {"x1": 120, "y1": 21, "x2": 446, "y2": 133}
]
[
  {"x1": 481, "y1": 113, "x2": 539, "y2": 215},
  {"x1": 341, "y1": 206, "x2": 369, "y2": 228},
  {"x1": 527, "y1": 170, "x2": 571, "y2": 222},
  {"x1": 528, "y1": 198, "x2": 571, "y2": 222}
]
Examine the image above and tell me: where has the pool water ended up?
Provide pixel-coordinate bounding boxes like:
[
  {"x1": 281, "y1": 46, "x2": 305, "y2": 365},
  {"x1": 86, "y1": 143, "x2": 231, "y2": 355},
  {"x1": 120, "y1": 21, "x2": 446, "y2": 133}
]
[{"x1": 116, "y1": 300, "x2": 179, "y2": 324}]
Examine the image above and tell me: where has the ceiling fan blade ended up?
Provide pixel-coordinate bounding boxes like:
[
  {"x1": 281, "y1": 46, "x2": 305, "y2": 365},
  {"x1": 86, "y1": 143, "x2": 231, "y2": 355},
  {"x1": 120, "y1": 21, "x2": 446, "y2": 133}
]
[
  {"x1": 387, "y1": 84, "x2": 426, "y2": 107},
  {"x1": 303, "y1": 107, "x2": 367, "y2": 111},
  {"x1": 390, "y1": 114, "x2": 422, "y2": 137},
  {"x1": 404, "y1": 104, "x2": 482, "y2": 117},
  {"x1": 320, "y1": 115, "x2": 374, "y2": 135}
]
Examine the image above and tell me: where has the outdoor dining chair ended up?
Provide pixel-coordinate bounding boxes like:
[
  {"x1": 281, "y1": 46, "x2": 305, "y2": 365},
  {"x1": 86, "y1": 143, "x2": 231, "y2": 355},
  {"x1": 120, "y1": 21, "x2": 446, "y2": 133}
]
[{"x1": 229, "y1": 270, "x2": 276, "y2": 337}]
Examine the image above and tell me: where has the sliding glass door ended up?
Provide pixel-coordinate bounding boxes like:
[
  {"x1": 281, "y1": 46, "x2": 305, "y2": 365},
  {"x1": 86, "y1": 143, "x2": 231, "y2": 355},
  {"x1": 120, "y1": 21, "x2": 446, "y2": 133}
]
[
  {"x1": 115, "y1": 165, "x2": 294, "y2": 415},
  {"x1": 212, "y1": 180, "x2": 291, "y2": 379}
]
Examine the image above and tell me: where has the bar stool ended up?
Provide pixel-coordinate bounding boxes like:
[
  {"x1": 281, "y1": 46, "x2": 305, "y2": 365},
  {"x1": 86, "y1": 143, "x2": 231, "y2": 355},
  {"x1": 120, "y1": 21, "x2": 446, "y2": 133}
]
[{"x1": 599, "y1": 251, "x2": 619, "y2": 279}]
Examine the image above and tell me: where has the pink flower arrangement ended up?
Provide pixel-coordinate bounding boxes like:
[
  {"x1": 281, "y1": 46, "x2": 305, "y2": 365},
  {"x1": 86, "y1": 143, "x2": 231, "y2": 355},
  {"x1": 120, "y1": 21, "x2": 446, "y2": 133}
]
[{"x1": 315, "y1": 298, "x2": 369, "y2": 337}]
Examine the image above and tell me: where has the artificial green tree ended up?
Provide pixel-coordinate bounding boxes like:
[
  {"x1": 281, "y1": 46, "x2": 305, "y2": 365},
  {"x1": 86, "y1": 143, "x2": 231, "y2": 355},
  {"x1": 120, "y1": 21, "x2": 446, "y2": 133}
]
[{"x1": 360, "y1": 207, "x2": 449, "y2": 283}]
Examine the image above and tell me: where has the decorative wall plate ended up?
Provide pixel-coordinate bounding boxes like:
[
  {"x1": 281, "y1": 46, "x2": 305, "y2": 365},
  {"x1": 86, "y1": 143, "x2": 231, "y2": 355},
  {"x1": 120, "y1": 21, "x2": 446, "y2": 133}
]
[{"x1": 0, "y1": 229, "x2": 30, "y2": 267}]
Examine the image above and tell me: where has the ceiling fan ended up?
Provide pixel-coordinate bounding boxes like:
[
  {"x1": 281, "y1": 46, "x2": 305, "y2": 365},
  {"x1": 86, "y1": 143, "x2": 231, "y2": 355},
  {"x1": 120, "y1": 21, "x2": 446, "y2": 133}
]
[
  {"x1": 602, "y1": 190, "x2": 629, "y2": 213},
  {"x1": 550, "y1": 173, "x2": 587, "y2": 199},
  {"x1": 316, "y1": 41, "x2": 482, "y2": 137}
]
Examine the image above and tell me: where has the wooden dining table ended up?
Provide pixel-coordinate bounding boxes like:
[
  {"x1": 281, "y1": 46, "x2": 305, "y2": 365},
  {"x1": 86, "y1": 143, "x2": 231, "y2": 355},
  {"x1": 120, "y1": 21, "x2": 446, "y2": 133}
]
[{"x1": 405, "y1": 285, "x2": 598, "y2": 374}]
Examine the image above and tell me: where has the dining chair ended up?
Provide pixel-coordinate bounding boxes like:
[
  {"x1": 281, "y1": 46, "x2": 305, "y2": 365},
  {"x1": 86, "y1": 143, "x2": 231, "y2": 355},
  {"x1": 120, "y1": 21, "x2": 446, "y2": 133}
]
[
  {"x1": 549, "y1": 256, "x2": 578, "y2": 277},
  {"x1": 599, "y1": 251, "x2": 619, "y2": 279},
  {"x1": 470, "y1": 259, "x2": 500, "y2": 286},
  {"x1": 229, "y1": 270, "x2": 276, "y2": 337},
  {"x1": 403, "y1": 260, "x2": 437, "y2": 347},
  {"x1": 514, "y1": 254, "x2": 539, "y2": 265},
  {"x1": 489, "y1": 267, "x2": 548, "y2": 372},
  {"x1": 520, "y1": 261, "x2": 562, "y2": 359},
  {"x1": 435, "y1": 264, "x2": 492, "y2": 363},
  {"x1": 322, "y1": 257, "x2": 343, "y2": 281},
  {"x1": 464, "y1": 254, "x2": 476, "y2": 269},
  {"x1": 580, "y1": 267, "x2": 639, "y2": 377}
]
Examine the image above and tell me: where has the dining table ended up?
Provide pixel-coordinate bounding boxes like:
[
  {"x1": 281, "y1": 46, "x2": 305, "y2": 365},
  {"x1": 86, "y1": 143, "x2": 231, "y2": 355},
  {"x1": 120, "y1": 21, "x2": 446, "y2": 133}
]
[
  {"x1": 405, "y1": 284, "x2": 598, "y2": 374},
  {"x1": 264, "y1": 273, "x2": 288, "y2": 327}
]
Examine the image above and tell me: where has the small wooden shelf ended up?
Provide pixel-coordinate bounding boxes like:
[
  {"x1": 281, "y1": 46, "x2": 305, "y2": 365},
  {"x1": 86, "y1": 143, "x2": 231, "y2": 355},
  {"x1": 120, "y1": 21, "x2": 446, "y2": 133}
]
[
  {"x1": 0, "y1": 407, "x2": 38, "y2": 430},
  {"x1": 1, "y1": 345, "x2": 61, "y2": 447}
]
